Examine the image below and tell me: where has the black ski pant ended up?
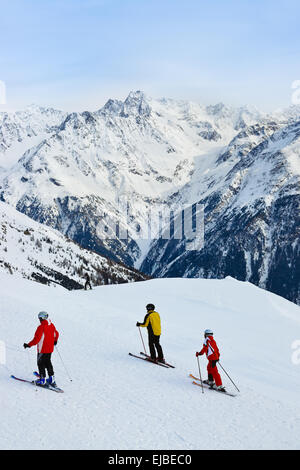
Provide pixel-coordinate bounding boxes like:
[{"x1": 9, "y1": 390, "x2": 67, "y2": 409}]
[
  {"x1": 148, "y1": 333, "x2": 164, "y2": 361},
  {"x1": 37, "y1": 353, "x2": 54, "y2": 378},
  {"x1": 85, "y1": 281, "x2": 92, "y2": 290}
]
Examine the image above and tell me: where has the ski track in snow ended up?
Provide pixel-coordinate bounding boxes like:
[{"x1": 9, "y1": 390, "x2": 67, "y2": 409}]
[{"x1": 0, "y1": 274, "x2": 300, "y2": 450}]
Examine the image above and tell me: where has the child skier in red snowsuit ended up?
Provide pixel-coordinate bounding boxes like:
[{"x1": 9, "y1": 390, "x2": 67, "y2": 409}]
[{"x1": 196, "y1": 329, "x2": 226, "y2": 392}]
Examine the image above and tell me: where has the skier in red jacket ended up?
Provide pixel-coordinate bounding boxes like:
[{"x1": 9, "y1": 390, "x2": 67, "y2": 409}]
[
  {"x1": 23, "y1": 311, "x2": 59, "y2": 387},
  {"x1": 196, "y1": 329, "x2": 226, "y2": 392}
]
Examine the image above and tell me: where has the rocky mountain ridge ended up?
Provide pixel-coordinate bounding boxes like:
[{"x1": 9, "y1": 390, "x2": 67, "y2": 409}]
[{"x1": 0, "y1": 91, "x2": 299, "y2": 303}]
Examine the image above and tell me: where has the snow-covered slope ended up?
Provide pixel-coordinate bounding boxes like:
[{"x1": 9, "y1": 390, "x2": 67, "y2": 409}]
[
  {"x1": 0, "y1": 201, "x2": 148, "y2": 289},
  {"x1": 0, "y1": 105, "x2": 66, "y2": 170},
  {"x1": 0, "y1": 274, "x2": 299, "y2": 450}
]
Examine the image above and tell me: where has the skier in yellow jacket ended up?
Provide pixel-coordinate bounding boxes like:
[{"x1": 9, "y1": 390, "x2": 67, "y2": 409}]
[{"x1": 136, "y1": 304, "x2": 165, "y2": 363}]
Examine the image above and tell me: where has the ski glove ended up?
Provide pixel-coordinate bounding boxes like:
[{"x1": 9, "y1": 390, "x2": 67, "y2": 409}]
[
  {"x1": 211, "y1": 360, "x2": 219, "y2": 368},
  {"x1": 54, "y1": 341, "x2": 57, "y2": 346},
  {"x1": 23, "y1": 343, "x2": 30, "y2": 349},
  {"x1": 136, "y1": 322, "x2": 141, "y2": 327},
  {"x1": 196, "y1": 352, "x2": 201, "y2": 357}
]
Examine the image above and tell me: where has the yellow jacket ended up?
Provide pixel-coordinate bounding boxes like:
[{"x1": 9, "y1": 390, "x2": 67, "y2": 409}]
[{"x1": 140, "y1": 310, "x2": 161, "y2": 336}]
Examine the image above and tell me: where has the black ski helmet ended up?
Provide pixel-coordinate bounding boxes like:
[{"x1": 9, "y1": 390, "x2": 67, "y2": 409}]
[{"x1": 146, "y1": 303, "x2": 155, "y2": 311}]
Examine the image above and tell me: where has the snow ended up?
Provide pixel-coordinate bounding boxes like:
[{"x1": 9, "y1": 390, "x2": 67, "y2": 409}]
[
  {"x1": 0, "y1": 135, "x2": 47, "y2": 170},
  {"x1": 0, "y1": 201, "x2": 146, "y2": 287},
  {"x1": 0, "y1": 273, "x2": 299, "y2": 450},
  {"x1": 0, "y1": 92, "x2": 267, "y2": 266},
  {"x1": 284, "y1": 143, "x2": 300, "y2": 177}
]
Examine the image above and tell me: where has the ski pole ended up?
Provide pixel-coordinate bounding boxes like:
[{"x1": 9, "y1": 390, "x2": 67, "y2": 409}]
[
  {"x1": 196, "y1": 355, "x2": 204, "y2": 394},
  {"x1": 217, "y1": 361, "x2": 240, "y2": 392},
  {"x1": 26, "y1": 348, "x2": 31, "y2": 373},
  {"x1": 26, "y1": 348, "x2": 34, "y2": 374},
  {"x1": 7, "y1": 343, "x2": 25, "y2": 352},
  {"x1": 55, "y1": 345, "x2": 72, "y2": 382},
  {"x1": 26, "y1": 349, "x2": 37, "y2": 390},
  {"x1": 6, "y1": 345, "x2": 23, "y2": 353},
  {"x1": 138, "y1": 326, "x2": 147, "y2": 355},
  {"x1": 205, "y1": 340, "x2": 240, "y2": 392}
]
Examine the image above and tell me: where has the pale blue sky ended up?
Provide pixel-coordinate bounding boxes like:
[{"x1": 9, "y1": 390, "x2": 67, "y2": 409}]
[{"x1": 0, "y1": 0, "x2": 300, "y2": 111}]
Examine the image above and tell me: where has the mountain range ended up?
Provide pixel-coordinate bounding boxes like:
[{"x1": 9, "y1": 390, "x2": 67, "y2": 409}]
[{"x1": 0, "y1": 91, "x2": 299, "y2": 303}]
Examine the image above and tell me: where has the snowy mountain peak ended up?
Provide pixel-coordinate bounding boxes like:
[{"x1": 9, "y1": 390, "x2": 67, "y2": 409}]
[
  {"x1": 122, "y1": 90, "x2": 151, "y2": 117},
  {"x1": 100, "y1": 90, "x2": 151, "y2": 118},
  {"x1": 101, "y1": 98, "x2": 124, "y2": 115},
  {"x1": 206, "y1": 102, "x2": 227, "y2": 115},
  {"x1": 59, "y1": 110, "x2": 97, "y2": 131},
  {"x1": 125, "y1": 89, "x2": 147, "y2": 103}
]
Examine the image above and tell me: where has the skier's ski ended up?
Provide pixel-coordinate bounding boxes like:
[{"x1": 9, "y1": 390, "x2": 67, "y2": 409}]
[
  {"x1": 139, "y1": 351, "x2": 175, "y2": 368},
  {"x1": 129, "y1": 353, "x2": 170, "y2": 368},
  {"x1": 192, "y1": 380, "x2": 236, "y2": 397},
  {"x1": 189, "y1": 374, "x2": 236, "y2": 397},
  {"x1": 11, "y1": 375, "x2": 64, "y2": 393},
  {"x1": 33, "y1": 372, "x2": 64, "y2": 393},
  {"x1": 11, "y1": 375, "x2": 34, "y2": 384},
  {"x1": 189, "y1": 373, "x2": 205, "y2": 382}
]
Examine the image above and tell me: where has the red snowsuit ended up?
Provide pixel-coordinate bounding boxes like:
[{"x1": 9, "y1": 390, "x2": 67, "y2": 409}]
[
  {"x1": 28, "y1": 319, "x2": 59, "y2": 353},
  {"x1": 199, "y1": 335, "x2": 222, "y2": 387}
]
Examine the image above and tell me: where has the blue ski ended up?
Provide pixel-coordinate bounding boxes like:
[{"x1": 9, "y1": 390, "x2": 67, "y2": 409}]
[{"x1": 11, "y1": 374, "x2": 64, "y2": 393}]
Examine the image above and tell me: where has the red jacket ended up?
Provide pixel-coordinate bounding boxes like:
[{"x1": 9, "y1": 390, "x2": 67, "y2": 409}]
[
  {"x1": 199, "y1": 336, "x2": 220, "y2": 361},
  {"x1": 28, "y1": 319, "x2": 59, "y2": 354}
]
